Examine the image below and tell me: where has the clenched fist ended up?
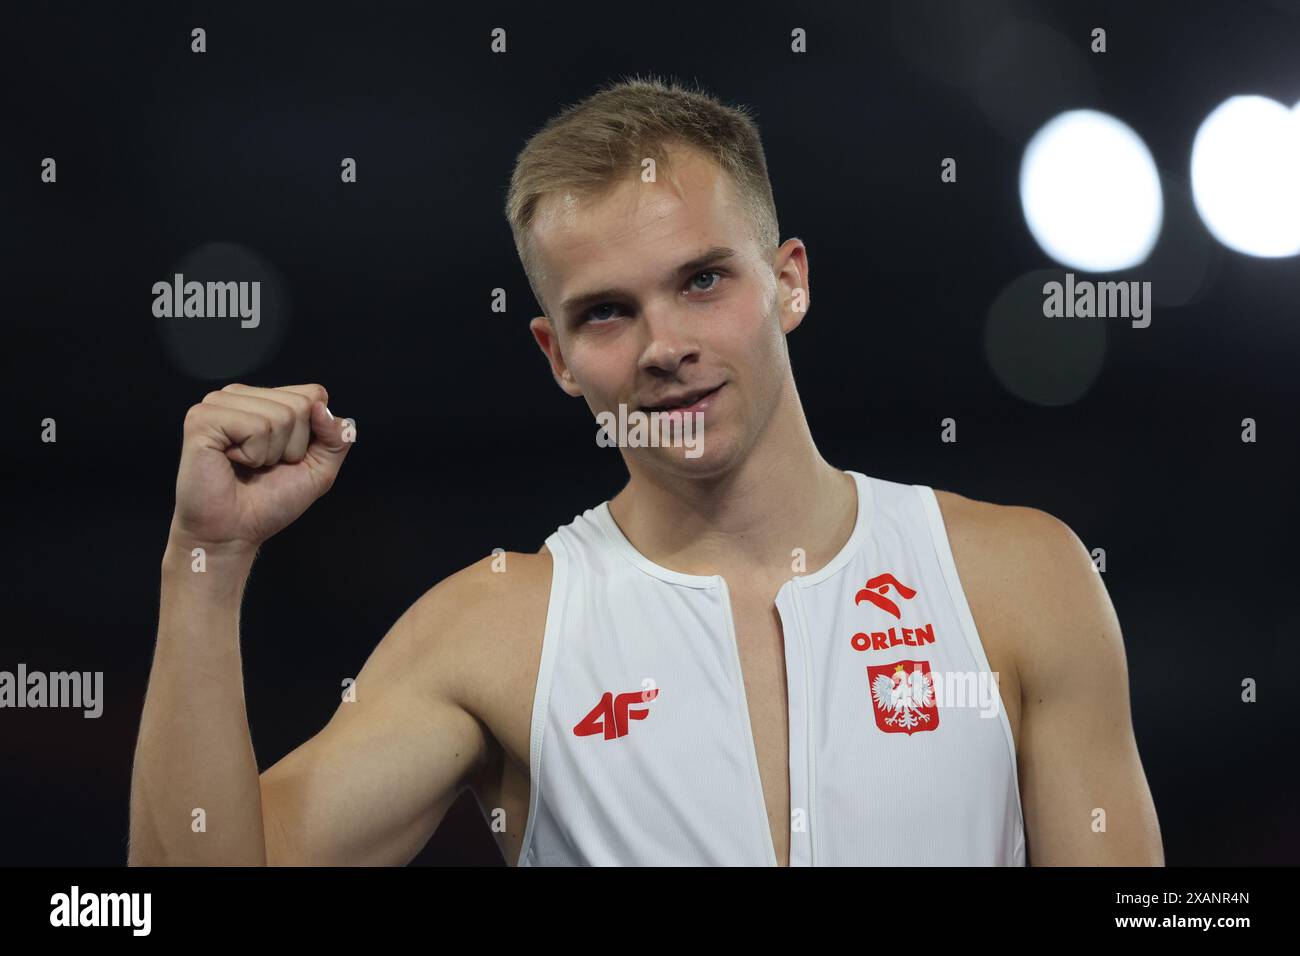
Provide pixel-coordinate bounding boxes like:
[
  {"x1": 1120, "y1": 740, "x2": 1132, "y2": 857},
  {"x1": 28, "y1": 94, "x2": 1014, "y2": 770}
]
[{"x1": 171, "y1": 383, "x2": 353, "y2": 552}]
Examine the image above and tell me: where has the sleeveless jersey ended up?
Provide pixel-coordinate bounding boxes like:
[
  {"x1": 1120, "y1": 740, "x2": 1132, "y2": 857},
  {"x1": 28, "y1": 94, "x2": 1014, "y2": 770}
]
[{"x1": 517, "y1": 470, "x2": 1026, "y2": 866}]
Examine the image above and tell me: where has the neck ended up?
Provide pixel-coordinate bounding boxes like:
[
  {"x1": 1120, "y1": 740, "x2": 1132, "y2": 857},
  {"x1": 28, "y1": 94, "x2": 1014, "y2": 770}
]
[{"x1": 606, "y1": 378, "x2": 858, "y2": 582}]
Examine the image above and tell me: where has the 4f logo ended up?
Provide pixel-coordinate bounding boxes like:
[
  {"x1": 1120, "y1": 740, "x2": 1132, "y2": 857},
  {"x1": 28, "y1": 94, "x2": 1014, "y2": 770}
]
[
  {"x1": 574, "y1": 686, "x2": 659, "y2": 740},
  {"x1": 855, "y1": 573, "x2": 917, "y2": 619}
]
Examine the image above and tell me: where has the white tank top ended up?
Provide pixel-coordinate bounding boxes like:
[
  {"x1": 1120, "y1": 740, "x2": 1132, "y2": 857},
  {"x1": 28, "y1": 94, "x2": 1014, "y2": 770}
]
[{"x1": 518, "y1": 470, "x2": 1026, "y2": 866}]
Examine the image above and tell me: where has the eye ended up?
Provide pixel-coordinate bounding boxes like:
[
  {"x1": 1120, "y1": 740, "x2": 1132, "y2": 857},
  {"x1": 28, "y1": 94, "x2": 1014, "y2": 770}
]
[
  {"x1": 578, "y1": 269, "x2": 726, "y2": 325},
  {"x1": 689, "y1": 270, "x2": 723, "y2": 293},
  {"x1": 583, "y1": 303, "x2": 622, "y2": 324}
]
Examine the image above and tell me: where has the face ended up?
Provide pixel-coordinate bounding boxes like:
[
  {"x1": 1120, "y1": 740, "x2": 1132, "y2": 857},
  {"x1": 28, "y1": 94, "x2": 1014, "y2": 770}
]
[{"x1": 528, "y1": 145, "x2": 810, "y2": 479}]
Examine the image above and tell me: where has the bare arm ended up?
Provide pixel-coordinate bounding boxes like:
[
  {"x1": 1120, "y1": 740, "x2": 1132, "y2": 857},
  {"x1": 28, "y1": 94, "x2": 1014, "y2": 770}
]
[
  {"x1": 129, "y1": 382, "x2": 538, "y2": 866},
  {"x1": 131, "y1": 382, "x2": 554, "y2": 866},
  {"x1": 130, "y1": 379, "x2": 349, "y2": 866},
  {"x1": 129, "y1": 532, "x2": 266, "y2": 865},
  {"x1": 131, "y1": 538, "x2": 498, "y2": 867},
  {"x1": 1003, "y1": 509, "x2": 1164, "y2": 865},
  {"x1": 257, "y1": 561, "x2": 502, "y2": 866}
]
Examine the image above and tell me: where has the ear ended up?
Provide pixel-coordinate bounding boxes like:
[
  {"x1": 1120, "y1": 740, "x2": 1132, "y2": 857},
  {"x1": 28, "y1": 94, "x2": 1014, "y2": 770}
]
[
  {"x1": 530, "y1": 315, "x2": 583, "y2": 397},
  {"x1": 773, "y1": 238, "x2": 810, "y2": 334}
]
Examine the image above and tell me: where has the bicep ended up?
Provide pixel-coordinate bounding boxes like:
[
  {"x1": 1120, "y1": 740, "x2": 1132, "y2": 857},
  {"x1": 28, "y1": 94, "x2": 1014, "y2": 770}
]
[
  {"x1": 1016, "y1": 516, "x2": 1163, "y2": 865},
  {"x1": 259, "y1": 585, "x2": 489, "y2": 866}
]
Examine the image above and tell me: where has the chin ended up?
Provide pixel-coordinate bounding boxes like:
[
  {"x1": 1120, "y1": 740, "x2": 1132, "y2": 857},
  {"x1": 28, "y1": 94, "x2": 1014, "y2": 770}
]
[{"x1": 642, "y1": 435, "x2": 742, "y2": 479}]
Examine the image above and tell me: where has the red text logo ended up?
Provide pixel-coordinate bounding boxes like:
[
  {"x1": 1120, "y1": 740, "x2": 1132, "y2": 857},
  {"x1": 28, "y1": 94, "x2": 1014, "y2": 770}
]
[
  {"x1": 574, "y1": 688, "x2": 659, "y2": 740},
  {"x1": 851, "y1": 624, "x2": 937, "y2": 652}
]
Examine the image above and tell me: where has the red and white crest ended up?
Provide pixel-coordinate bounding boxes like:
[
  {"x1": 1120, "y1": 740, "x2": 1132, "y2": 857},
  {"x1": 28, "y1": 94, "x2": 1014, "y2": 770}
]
[{"x1": 867, "y1": 660, "x2": 939, "y2": 735}]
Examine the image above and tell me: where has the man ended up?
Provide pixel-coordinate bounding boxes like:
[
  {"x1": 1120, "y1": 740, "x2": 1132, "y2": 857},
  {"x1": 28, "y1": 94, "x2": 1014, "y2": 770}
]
[{"x1": 129, "y1": 76, "x2": 1163, "y2": 866}]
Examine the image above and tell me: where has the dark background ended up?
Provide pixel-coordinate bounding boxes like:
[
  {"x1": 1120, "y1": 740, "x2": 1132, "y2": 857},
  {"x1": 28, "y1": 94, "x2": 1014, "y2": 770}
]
[{"x1": 1, "y1": 0, "x2": 1297, "y2": 865}]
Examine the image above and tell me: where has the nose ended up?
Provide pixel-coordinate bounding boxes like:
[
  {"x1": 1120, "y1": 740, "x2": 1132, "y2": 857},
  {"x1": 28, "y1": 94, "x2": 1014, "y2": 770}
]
[{"x1": 637, "y1": 300, "x2": 701, "y2": 375}]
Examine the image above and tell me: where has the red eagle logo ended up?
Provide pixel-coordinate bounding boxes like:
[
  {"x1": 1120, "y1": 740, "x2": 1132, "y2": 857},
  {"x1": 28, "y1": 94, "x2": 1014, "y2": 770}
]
[{"x1": 854, "y1": 573, "x2": 917, "y2": 619}]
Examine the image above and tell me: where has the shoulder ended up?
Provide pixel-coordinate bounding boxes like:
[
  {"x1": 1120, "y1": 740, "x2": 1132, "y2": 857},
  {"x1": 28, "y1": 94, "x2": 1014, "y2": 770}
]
[
  {"x1": 932, "y1": 489, "x2": 1093, "y2": 584},
  {"x1": 932, "y1": 489, "x2": 1114, "y2": 693},
  {"x1": 349, "y1": 546, "x2": 553, "y2": 669},
  {"x1": 387, "y1": 546, "x2": 554, "y2": 704},
  {"x1": 409, "y1": 546, "x2": 554, "y2": 653}
]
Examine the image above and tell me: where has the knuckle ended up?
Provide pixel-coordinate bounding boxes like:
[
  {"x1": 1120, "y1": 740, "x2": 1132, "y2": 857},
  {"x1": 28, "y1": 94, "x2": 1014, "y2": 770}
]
[{"x1": 272, "y1": 388, "x2": 310, "y2": 415}]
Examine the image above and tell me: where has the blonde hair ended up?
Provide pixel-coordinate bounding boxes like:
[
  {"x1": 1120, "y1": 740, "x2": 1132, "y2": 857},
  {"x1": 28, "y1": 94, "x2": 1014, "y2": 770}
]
[{"x1": 504, "y1": 74, "x2": 780, "y2": 316}]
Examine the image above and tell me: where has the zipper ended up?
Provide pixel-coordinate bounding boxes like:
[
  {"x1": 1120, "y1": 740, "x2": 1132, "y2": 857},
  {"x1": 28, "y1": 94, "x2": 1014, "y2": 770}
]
[
  {"x1": 791, "y1": 582, "x2": 818, "y2": 867},
  {"x1": 715, "y1": 576, "x2": 780, "y2": 867}
]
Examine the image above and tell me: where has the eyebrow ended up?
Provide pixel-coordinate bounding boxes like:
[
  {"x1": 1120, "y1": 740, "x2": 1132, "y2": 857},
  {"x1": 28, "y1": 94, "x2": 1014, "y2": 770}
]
[{"x1": 557, "y1": 245, "x2": 739, "y2": 318}]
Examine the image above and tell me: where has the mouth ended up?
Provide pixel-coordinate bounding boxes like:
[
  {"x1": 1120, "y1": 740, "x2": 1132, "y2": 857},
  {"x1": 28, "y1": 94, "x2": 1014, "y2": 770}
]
[{"x1": 640, "y1": 383, "x2": 725, "y2": 414}]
